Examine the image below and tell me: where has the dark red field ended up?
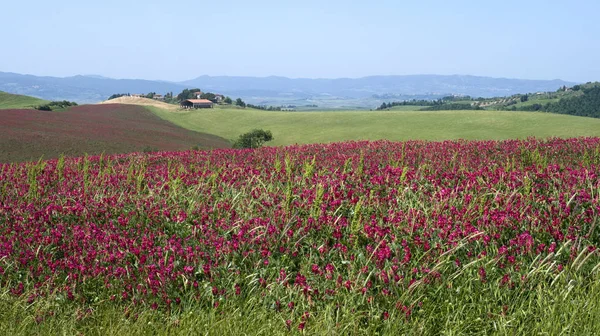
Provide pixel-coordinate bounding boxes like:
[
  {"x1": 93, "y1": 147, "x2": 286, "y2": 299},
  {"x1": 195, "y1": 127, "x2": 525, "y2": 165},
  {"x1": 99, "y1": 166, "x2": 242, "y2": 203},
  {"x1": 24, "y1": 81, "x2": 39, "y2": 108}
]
[{"x1": 0, "y1": 104, "x2": 230, "y2": 162}]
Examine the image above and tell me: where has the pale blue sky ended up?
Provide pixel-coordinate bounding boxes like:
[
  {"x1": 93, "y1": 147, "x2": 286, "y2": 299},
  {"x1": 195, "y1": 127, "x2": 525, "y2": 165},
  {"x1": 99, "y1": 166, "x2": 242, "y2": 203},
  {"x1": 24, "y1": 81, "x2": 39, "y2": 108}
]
[{"x1": 1, "y1": 0, "x2": 598, "y2": 82}]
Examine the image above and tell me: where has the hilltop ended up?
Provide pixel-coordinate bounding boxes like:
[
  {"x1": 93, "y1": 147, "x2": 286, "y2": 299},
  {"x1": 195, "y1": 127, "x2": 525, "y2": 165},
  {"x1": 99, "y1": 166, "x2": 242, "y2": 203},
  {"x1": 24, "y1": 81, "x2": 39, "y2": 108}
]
[
  {"x1": 99, "y1": 96, "x2": 179, "y2": 111},
  {"x1": 0, "y1": 90, "x2": 48, "y2": 109}
]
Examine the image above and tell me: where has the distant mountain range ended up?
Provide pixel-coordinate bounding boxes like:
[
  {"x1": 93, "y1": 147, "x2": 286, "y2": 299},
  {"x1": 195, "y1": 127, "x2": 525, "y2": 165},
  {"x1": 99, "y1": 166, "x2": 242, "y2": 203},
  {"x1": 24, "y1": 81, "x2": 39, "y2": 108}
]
[{"x1": 0, "y1": 71, "x2": 577, "y2": 106}]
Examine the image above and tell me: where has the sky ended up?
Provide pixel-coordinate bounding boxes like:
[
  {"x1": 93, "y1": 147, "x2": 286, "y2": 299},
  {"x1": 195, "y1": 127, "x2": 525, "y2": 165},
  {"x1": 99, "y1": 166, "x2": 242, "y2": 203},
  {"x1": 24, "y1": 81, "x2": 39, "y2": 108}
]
[{"x1": 1, "y1": 0, "x2": 599, "y2": 82}]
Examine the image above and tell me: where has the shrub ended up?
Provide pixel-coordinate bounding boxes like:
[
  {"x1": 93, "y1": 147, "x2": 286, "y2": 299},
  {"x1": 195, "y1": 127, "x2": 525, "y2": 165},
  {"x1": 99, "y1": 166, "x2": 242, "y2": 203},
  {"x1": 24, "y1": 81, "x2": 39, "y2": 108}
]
[
  {"x1": 35, "y1": 104, "x2": 52, "y2": 111},
  {"x1": 35, "y1": 101, "x2": 78, "y2": 111},
  {"x1": 233, "y1": 129, "x2": 273, "y2": 149}
]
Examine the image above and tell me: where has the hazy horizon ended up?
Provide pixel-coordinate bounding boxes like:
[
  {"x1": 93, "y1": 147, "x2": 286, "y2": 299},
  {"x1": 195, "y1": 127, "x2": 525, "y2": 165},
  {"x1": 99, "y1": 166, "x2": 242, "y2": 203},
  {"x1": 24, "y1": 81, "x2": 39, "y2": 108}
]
[
  {"x1": 0, "y1": 71, "x2": 579, "y2": 83},
  {"x1": 2, "y1": 0, "x2": 599, "y2": 83}
]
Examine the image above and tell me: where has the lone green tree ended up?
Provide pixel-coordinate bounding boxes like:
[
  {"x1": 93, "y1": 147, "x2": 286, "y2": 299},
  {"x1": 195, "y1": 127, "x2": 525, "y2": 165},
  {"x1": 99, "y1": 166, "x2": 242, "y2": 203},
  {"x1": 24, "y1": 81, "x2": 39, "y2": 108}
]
[
  {"x1": 235, "y1": 98, "x2": 246, "y2": 107},
  {"x1": 233, "y1": 129, "x2": 273, "y2": 149}
]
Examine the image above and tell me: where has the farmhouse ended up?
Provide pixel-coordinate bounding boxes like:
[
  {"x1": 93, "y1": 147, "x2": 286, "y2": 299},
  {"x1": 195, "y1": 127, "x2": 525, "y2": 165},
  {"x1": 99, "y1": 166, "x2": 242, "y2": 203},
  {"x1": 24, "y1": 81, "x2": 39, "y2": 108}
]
[{"x1": 180, "y1": 99, "x2": 214, "y2": 109}]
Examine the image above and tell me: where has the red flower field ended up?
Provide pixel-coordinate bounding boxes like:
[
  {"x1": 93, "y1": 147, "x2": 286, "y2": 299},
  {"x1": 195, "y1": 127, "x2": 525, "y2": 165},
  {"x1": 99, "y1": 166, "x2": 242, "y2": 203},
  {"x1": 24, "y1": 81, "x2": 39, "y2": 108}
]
[
  {"x1": 0, "y1": 138, "x2": 599, "y2": 333},
  {"x1": 0, "y1": 104, "x2": 230, "y2": 162}
]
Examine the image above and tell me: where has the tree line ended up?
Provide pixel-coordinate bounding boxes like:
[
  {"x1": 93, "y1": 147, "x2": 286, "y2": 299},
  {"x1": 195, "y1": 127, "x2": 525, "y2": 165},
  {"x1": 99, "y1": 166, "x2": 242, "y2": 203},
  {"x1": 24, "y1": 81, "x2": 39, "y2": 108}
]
[
  {"x1": 376, "y1": 97, "x2": 483, "y2": 111},
  {"x1": 421, "y1": 103, "x2": 482, "y2": 111},
  {"x1": 544, "y1": 86, "x2": 600, "y2": 118},
  {"x1": 35, "y1": 100, "x2": 78, "y2": 111}
]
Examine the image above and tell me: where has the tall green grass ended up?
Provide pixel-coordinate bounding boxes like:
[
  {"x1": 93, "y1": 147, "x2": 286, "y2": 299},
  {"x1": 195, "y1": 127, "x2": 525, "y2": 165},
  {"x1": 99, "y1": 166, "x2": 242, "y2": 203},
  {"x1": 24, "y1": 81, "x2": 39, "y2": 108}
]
[{"x1": 2, "y1": 252, "x2": 598, "y2": 335}]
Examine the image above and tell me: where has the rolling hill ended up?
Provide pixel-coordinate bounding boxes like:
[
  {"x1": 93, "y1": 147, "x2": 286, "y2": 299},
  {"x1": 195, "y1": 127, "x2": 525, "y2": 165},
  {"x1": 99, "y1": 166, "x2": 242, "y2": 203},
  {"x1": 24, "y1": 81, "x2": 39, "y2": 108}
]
[
  {"x1": 0, "y1": 104, "x2": 230, "y2": 162},
  {"x1": 0, "y1": 90, "x2": 48, "y2": 109},
  {"x1": 149, "y1": 106, "x2": 600, "y2": 146},
  {"x1": 99, "y1": 96, "x2": 179, "y2": 110}
]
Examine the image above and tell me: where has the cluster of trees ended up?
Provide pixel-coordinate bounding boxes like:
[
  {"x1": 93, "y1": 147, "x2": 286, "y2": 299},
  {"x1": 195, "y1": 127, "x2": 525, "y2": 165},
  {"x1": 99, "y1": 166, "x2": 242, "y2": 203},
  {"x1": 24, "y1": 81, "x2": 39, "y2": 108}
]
[
  {"x1": 246, "y1": 104, "x2": 283, "y2": 111},
  {"x1": 376, "y1": 97, "x2": 477, "y2": 110},
  {"x1": 108, "y1": 93, "x2": 128, "y2": 100},
  {"x1": 35, "y1": 101, "x2": 78, "y2": 111},
  {"x1": 545, "y1": 86, "x2": 600, "y2": 118},
  {"x1": 107, "y1": 89, "x2": 256, "y2": 110},
  {"x1": 174, "y1": 89, "x2": 234, "y2": 104},
  {"x1": 504, "y1": 86, "x2": 600, "y2": 118},
  {"x1": 421, "y1": 103, "x2": 482, "y2": 111},
  {"x1": 176, "y1": 89, "x2": 202, "y2": 102},
  {"x1": 377, "y1": 100, "x2": 439, "y2": 110},
  {"x1": 376, "y1": 82, "x2": 599, "y2": 116}
]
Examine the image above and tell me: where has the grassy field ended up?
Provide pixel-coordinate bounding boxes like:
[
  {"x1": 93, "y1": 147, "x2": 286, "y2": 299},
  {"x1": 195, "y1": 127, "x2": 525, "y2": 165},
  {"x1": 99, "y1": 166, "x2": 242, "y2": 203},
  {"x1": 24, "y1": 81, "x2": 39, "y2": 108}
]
[
  {"x1": 0, "y1": 91, "x2": 48, "y2": 109},
  {"x1": 150, "y1": 106, "x2": 600, "y2": 146}
]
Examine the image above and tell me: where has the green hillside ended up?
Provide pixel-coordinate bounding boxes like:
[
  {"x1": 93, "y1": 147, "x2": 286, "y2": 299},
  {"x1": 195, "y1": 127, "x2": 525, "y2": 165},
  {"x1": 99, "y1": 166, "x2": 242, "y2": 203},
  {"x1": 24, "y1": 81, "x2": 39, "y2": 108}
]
[
  {"x1": 375, "y1": 82, "x2": 600, "y2": 116},
  {"x1": 149, "y1": 106, "x2": 600, "y2": 146},
  {"x1": 0, "y1": 91, "x2": 48, "y2": 109}
]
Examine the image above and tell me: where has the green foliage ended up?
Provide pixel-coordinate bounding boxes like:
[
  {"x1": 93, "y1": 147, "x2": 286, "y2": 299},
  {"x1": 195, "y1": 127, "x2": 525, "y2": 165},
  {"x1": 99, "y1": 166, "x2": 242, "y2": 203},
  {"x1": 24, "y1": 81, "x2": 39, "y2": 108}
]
[
  {"x1": 108, "y1": 93, "x2": 129, "y2": 100},
  {"x1": 200, "y1": 92, "x2": 216, "y2": 102},
  {"x1": 176, "y1": 89, "x2": 202, "y2": 102},
  {"x1": 232, "y1": 129, "x2": 273, "y2": 148},
  {"x1": 224, "y1": 96, "x2": 233, "y2": 104},
  {"x1": 545, "y1": 86, "x2": 600, "y2": 118},
  {"x1": 246, "y1": 104, "x2": 282, "y2": 111},
  {"x1": 376, "y1": 96, "x2": 472, "y2": 110},
  {"x1": 519, "y1": 103, "x2": 545, "y2": 111},
  {"x1": 145, "y1": 92, "x2": 156, "y2": 99},
  {"x1": 35, "y1": 101, "x2": 78, "y2": 111},
  {"x1": 235, "y1": 98, "x2": 246, "y2": 108},
  {"x1": 421, "y1": 103, "x2": 482, "y2": 111},
  {"x1": 377, "y1": 99, "x2": 439, "y2": 110},
  {"x1": 35, "y1": 104, "x2": 52, "y2": 111},
  {"x1": 174, "y1": 90, "x2": 225, "y2": 104}
]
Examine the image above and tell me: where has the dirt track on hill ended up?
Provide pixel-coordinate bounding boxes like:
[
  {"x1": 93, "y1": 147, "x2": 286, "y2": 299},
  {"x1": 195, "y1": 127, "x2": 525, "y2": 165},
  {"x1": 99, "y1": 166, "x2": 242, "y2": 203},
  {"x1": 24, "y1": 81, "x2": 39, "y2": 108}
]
[{"x1": 0, "y1": 104, "x2": 230, "y2": 162}]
